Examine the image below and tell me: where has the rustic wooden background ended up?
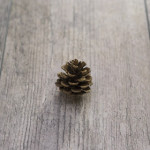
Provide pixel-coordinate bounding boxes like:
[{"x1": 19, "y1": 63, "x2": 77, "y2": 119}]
[{"x1": 0, "y1": 0, "x2": 150, "y2": 150}]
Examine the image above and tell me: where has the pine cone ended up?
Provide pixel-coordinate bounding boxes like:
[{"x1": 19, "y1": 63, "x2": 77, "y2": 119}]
[{"x1": 55, "y1": 59, "x2": 92, "y2": 95}]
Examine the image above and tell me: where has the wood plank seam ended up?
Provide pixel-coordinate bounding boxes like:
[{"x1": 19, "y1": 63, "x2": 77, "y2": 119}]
[
  {"x1": 0, "y1": 0, "x2": 12, "y2": 77},
  {"x1": 144, "y1": 0, "x2": 150, "y2": 39}
]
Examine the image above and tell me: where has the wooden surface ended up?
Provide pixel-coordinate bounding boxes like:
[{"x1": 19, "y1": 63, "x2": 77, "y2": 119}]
[
  {"x1": 0, "y1": 0, "x2": 11, "y2": 76},
  {"x1": 0, "y1": 0, "x2": 150, "y2": 150}
]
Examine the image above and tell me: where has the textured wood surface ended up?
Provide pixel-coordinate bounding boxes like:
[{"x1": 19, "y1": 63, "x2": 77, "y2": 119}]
[
  {"x1": 0, "y1": 0, "x2": 150, "y2": 150},
  {"x1": 0, "y1": 0, "x2": 11, "y2": 76}
]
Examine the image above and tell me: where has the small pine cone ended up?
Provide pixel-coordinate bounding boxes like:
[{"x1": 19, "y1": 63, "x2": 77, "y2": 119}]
[{"x1": 55, "y1": 59, "x2": 92, "y2": 95}]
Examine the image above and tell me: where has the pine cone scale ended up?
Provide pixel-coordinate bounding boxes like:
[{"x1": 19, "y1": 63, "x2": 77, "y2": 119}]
[
  {"x1": 61, "y1": 81, "x2": 69, "y2": 87},
  {"x1": 83, "y1": 87, "x2": 90, "y2": 93},
  {"x1": 67, "y1": 72, "x2": 76, "y2": 77},
  {"x1": 71, "y1": 88, "x2": 82, "y2": 93},
  {"x1": 68, "y1": 81, "x2": 79, "y2": 86},
  {"x1": 80, "y1": 83, "x2": 89, "y2": 88}
]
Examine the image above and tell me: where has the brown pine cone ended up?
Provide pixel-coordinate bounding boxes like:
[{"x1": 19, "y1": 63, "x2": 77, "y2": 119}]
[{"x1": 55, "y1": 59, "x2": 92, "y2": 95}]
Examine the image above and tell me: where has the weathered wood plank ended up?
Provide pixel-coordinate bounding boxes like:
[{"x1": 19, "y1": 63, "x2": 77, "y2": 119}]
[
  {"x1": 0, "y1": 0, "x2": 12, "y2": 76},
  {"x1": 0, "y1": 0, "x2": 150, "y2": 150}
]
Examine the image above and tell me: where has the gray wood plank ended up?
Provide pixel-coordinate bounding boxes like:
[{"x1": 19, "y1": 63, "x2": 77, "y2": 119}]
[
  {"x1": 0, "y1": 0, "x2": 150, "y2": 150},
  {"x1": 0, "y1": 0, "x2": 12, "y2": 76}
]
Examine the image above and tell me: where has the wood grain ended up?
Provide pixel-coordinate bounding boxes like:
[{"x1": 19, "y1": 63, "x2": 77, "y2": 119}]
[
  {"x1": 0, "y1": 0, "x2": 12, "y2": 76},
  {"x1": 0, "y1": 0, "x2": 150, "y2": 150}
]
